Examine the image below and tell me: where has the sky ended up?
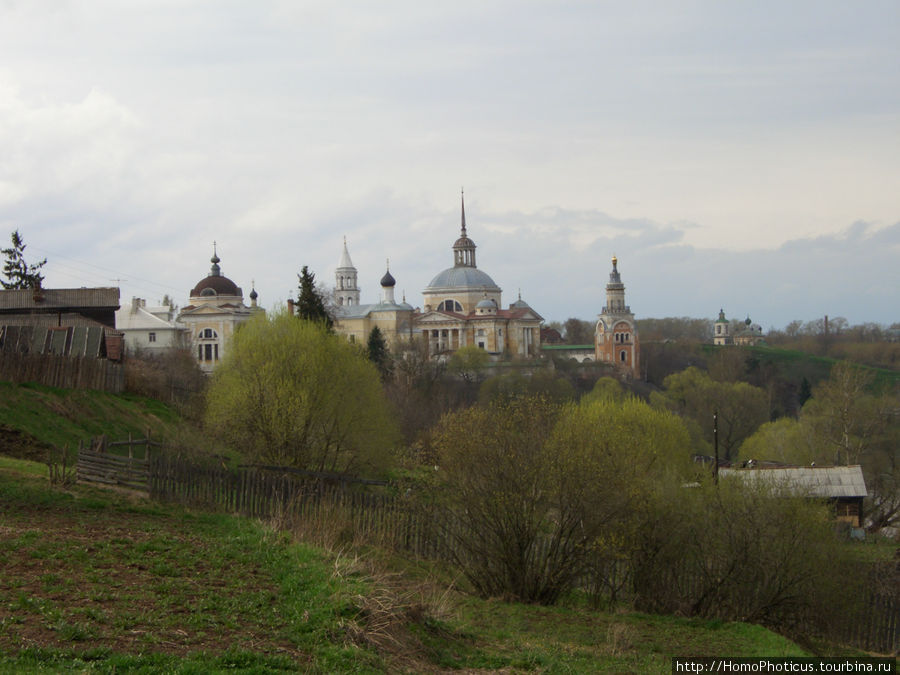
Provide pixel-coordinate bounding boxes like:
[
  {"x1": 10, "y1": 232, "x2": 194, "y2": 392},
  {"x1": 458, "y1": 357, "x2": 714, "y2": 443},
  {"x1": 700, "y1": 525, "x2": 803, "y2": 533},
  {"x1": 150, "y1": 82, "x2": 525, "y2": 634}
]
[{"x1": 0, "y1": 1, "x2": 897, "y2": 330}]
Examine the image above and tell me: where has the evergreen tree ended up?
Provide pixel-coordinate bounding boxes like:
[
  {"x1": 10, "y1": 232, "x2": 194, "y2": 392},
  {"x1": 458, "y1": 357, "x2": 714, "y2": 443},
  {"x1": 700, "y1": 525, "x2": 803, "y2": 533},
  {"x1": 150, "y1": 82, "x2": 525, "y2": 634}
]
[
  {"x1": 1, "y1": 230, "x2": 46, "y2": 290},
  {"x1": 366, "y1": 326, "x2": 391, "y2": 380},
  {"x1": 295, "y1": 266, "x2": 333, "y2": 329},
  {"x1": 798, "y1": 377, "x2": 812, "y2": 407}
]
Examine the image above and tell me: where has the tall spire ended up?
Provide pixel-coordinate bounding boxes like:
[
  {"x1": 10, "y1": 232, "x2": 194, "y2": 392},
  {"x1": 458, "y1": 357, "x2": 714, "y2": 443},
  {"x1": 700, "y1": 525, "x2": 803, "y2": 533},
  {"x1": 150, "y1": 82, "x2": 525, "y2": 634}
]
[
  {"x1": 460, "y1": 188, "x2": 467, "y2": 237},
  {"x1": 334, "y1": 237, "x2": 360, "y2": 307},
  {"x1": 338, "y1": 235, "x2": 354, "y2": 269},
  {"x1": 453, "y1": 189, "x2": 477, "y2": 267}
]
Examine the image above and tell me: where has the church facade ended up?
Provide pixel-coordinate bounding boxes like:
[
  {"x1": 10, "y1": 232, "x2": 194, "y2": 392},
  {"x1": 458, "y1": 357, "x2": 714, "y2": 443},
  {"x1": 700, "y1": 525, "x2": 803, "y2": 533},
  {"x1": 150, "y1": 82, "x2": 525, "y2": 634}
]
[
  {"x1": 594, "y1": 256, "x2": 640, "y2": 376},
  {"x1": 331, "y1": 238, "x2": 416, "y2": 346},
  {"x1": 333, "y1": 193, "x2": 543, "y2": 358},
  {"x1": 177, "y1": 247, "x2": 263, "y2": 373}
]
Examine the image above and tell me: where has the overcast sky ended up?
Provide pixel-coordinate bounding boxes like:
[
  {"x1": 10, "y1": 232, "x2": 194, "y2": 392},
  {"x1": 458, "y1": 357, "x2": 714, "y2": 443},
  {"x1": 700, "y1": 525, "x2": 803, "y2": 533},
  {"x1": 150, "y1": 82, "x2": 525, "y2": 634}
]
[{"x1": 1, "y1": 1, "x2": 897, "y2": 329}]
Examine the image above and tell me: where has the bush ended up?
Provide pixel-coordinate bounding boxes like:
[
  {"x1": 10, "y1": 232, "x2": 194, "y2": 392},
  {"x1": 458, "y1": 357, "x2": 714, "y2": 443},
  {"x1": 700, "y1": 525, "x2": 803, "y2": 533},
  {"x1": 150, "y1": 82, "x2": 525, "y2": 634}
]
[
  {"x1": 428, "y1": 395, "x2": 693, "y2": 605},
  {"x1": 631, "y1": 479, "x2": 860, "y2": 636}
]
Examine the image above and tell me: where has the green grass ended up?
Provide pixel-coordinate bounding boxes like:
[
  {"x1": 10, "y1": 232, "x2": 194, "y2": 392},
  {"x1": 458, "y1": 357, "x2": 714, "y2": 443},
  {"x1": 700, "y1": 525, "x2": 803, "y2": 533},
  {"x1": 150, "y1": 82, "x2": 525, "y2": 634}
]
[
  {"x1": 0, "y1": 460, "x2": 833, "y2": 673},
  {"x1": 0, "y1": 380, "x2": 196, "y2": 458},
  {"x1": 741, "y1": 345, "x2": 899, "y2": 390}
]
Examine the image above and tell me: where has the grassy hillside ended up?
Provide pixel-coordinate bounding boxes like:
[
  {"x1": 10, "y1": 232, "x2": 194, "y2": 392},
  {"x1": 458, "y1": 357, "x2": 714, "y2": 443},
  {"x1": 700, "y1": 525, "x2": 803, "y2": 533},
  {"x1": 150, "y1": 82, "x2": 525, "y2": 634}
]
[
  {"x1": 744, "y1": 345, "x2": 900, "y2": 390},
  {"x1": 0, "y1": 381, "x2": 195, "y2": 461},
  {"x1": 0, "y1": 462, "x2": 817, "y2": 673}
]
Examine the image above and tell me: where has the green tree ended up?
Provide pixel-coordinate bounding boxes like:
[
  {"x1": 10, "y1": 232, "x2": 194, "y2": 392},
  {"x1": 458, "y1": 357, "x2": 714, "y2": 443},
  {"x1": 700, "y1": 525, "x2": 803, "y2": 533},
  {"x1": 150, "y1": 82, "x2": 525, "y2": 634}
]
[
  {"x1": 580, "y1": 376, "x2": 627, "y2": 405},
  {"x1": 632, "y1": 478, "x2": 858, "y2": 633},
  {"x1": 429, "y1": 395, "x2": 692, "y2": 604},
  {"x1": 295, "y1": 265, "x2": 333, "y2": 329},
  {"x1": 448, "y1": 344, "x2": 490, "y2": 382},
  {"x1": 652, "y1": 367, "x2": 769, "y2": 460},
  {"x1": 478, "y1": 369, "x2": 574, "y2": 405},
  {"x1": 366, "y1": 326, "x2": 391, "y2": 380},
  {"x1": 1, "y1": 230, "x2": 46, "y2": 290},
  {"x1": 205, "y1": 312, "x2": 397, "y2": 475},
  {"x1": 737, "y1": 417, "x2": 816, "y2": 465},
  {"x1": 801, "y1": 361, "x2": 886, "y2": 465}
]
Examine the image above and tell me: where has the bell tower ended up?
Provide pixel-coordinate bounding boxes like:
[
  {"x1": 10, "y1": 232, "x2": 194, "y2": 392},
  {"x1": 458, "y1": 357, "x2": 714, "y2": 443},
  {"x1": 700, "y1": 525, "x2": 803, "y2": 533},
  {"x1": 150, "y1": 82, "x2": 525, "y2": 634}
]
[{"x1": 334, "y1": 237, "x2": 360, "y2": 307}]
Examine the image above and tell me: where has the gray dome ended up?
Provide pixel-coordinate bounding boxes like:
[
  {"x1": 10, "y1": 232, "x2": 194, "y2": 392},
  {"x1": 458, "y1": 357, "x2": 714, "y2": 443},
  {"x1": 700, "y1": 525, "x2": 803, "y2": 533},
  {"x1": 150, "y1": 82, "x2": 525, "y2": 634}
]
[
  {"x1": 426, "y1": 266, "x2": 500, "y2": 292},
  {"x1": 476, "y1": 297, "x2": 497, "y2": 309}
]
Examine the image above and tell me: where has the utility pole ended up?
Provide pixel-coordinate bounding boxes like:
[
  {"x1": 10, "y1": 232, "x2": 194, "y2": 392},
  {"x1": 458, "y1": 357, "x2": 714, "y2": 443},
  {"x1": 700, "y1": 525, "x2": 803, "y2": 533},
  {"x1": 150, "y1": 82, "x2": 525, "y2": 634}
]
[{"x1": 713, "y1": 409, "x2": 719, "y2": 485}]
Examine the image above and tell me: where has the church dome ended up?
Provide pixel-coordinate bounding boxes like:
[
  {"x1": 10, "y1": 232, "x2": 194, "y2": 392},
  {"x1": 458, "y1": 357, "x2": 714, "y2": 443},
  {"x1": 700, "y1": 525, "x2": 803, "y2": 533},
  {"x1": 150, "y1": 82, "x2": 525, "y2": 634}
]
[
  {"x1": 190, "y1": 246, "x2": 242, "y2": 298},
  {"x1": 426, "y1": 266, "x2": 500, "y2": 292}
]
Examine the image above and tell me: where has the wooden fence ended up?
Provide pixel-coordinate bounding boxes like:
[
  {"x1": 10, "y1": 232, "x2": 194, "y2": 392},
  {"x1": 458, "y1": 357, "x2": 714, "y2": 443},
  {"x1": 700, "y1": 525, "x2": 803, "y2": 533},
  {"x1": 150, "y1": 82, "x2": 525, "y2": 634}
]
[
  {"x1": 148, "y1": 455, "x2": 449, "y2": 560},
  {"x1": 830, "y1": 591, "x2": 900, "y2": 655},
  {"x1": 76, "y1": 439, "x2": 150, "y2": 491},
  {"x1": 0, "y1": 353, "x2": 123, "y2": 392},
  {"x1": 76, "y1": 441, "x2": 900, "y2": 655}
]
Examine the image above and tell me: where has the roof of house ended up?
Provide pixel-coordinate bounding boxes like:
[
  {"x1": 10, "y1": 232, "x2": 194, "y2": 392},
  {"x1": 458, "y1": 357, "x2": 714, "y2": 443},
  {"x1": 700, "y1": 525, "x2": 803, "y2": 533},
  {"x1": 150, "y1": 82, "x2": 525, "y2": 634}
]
[
  {"x1": 719, "y1": 465, "x2": 867, "y2": 499},
  {"x1": 116, "y1": 305, "x2": 182, "y2": 332},
  {"x1": 0, "y1": 287, "x2": 120, "y2": 312},
  {"x1": 0, "y1": 324, "x2": 118, "y2": 359}
]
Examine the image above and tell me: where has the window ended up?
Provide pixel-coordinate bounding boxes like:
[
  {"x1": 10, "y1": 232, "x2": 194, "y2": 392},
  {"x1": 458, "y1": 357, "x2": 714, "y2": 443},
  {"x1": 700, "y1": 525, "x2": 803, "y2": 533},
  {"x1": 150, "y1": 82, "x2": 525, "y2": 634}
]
[
  {"x1": 201, "y1": 328, "x2": 218, "y2": 339},
  {"x1": 205, "y1": 344, "x2": 213, "y2": 361},
  {"x1": 620, "y1": 350, "x2": 626, "y2": 362},
  {"x1": 148, "y1": 332, "x2": 156, "y2": 343},
  {"x1": 437, "y1": 299, "x2": 463, "y2": 312},
  {"x1": 478, "y1": 342, "x2": 485, "y2": 349},
  {"x1": 476, "y1": 329, "x2": 485, "y2": 336}
]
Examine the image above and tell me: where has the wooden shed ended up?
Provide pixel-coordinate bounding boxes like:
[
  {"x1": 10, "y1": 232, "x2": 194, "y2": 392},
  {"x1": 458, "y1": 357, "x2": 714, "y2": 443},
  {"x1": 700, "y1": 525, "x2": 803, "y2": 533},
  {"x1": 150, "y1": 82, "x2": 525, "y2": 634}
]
[{"x1": 719, "y1": 465, "x2": 868, "y2": 528}]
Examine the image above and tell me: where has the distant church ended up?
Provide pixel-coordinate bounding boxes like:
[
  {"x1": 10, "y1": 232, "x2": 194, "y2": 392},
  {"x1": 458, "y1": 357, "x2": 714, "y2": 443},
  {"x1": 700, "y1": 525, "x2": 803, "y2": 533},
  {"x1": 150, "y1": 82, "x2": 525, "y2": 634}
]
[
  {"x1": 594, "y1": 256, "x2": 640, "y2": 376},
  {"x1": 331, "y1": 239, "x2": 416, "y2": 345},
  {"x1": 714, "y1": 309, "x2": 765, "y2": 346},
  {"x1": 333, "y1": 192, "x2": 544, "y2": 358},
  {"x1": 177, "y1": 246, "x2": 263, "y2": 373}
]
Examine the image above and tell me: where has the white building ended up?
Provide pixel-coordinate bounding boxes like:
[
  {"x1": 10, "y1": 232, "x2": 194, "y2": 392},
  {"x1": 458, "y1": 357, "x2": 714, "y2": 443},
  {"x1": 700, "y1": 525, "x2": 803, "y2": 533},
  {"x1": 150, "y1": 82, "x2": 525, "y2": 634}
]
[
  {"x1": 177, "y1": 247, "x2": 263, "y2": 373},
  {"x1": 115, "y1": 297, "x2": 187, "y2": 355}
]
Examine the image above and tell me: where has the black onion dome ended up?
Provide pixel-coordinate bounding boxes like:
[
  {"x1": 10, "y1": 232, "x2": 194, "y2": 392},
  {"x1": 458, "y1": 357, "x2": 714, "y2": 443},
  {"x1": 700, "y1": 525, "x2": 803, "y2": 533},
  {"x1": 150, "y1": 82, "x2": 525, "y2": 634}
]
[{"x1": 380, "y1": 270, "x2": 396, "y2": 287}]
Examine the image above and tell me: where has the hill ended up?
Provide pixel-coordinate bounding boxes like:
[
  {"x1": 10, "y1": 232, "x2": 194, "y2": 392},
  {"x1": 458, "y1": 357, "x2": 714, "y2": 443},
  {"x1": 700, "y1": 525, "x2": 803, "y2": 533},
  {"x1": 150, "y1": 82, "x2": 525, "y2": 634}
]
[
  {"x1": 0, "y1": 461, "x2": 814, "y2": 673},
  {"x1": 0, "y1": 381, "x2": 196, "y2": 462}
]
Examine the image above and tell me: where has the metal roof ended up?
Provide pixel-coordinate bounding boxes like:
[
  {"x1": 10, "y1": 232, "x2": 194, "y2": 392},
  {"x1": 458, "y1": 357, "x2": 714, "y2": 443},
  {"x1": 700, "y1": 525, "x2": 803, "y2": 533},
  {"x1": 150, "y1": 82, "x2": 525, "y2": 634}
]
[
  {"x1": 719, "y1": 465, "x2": 867, "y2": 499},
  {"x1": 0, "y1": 287, "x2": 120, "y2": 311}
]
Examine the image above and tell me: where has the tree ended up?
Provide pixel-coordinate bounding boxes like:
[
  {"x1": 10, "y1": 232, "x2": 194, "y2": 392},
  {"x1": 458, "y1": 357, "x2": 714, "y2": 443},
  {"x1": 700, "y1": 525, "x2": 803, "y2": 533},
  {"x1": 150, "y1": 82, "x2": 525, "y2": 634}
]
[
  {"x1": 563, "y1": 317, "x2": 594, "y2": 345},
  {"x1": 428, "y1": 395, "x2": 692, "y2": 604},
  {"x1": 1, "y1": 230, "x2": 46, "y2": 290},
  {"x1": 652, "y1": 367, "x2": 769, "y2": 460},
  {"x1": 447, "y1": 344, "x2": 490, "y2": 382},
  {"x1": 802, "y1": 361, "x2": 886, "y2": 465},
  {"x1": 737, "y1": 418, "x2": 816, "y2": 465},
  {"x1": 580, "y1": 376, "x2": 627, "y2": 405},
  {"x1": 205, "y1": 312, "x2": 397, "y2": 475},
  {"x1": 366, "y1": 326, "x2": 391, "y2": 380},
  {"x1": 478, "y1": 369, "x2": 575, "y2": 405},
  {"x1": 632, "y1": 478, "x2": 858, "y2": 634},
  {"x1": 295, "y1": 265, "x2": 333, "y2": 329}
]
